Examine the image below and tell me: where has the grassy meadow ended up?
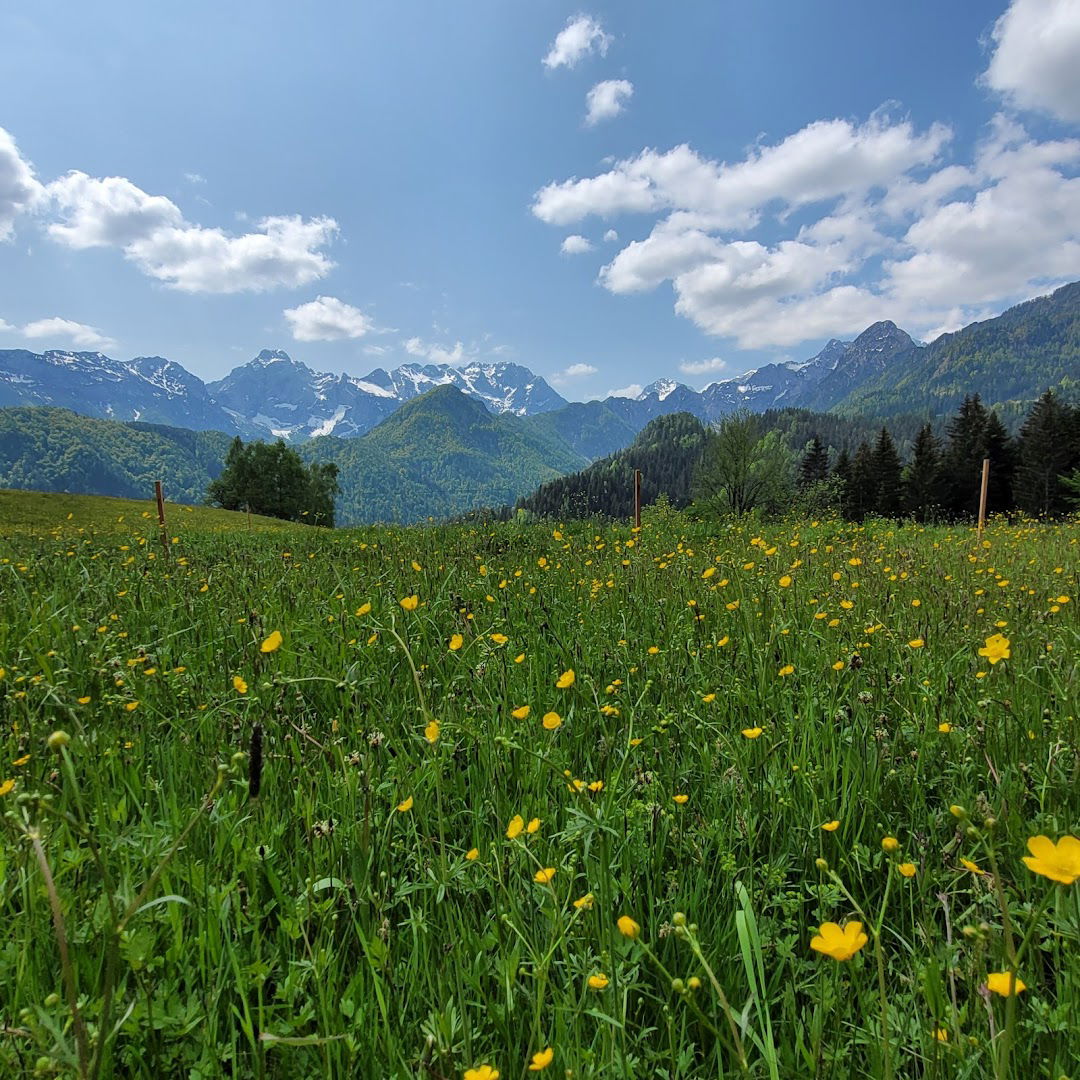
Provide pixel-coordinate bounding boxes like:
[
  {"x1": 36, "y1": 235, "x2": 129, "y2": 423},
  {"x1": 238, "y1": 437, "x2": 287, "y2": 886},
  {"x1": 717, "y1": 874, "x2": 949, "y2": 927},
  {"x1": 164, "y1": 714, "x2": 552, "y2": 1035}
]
[{"x1": 1, "y1": 493, "x2": 1078, "y2": 1078}]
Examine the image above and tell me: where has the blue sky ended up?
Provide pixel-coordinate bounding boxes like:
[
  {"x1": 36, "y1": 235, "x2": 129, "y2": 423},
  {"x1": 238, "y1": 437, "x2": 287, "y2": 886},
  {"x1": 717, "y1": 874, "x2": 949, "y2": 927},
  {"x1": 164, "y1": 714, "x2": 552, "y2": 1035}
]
[{"x1": 1, "y1": 0, "x2": 1079, "y2": 399}]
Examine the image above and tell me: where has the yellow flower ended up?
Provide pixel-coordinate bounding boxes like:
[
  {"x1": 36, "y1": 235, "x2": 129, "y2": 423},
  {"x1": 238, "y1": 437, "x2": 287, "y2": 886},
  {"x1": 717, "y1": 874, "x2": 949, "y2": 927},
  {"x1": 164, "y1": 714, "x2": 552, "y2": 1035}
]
[
  {"x1": 465, "y1": 847, "x2": 479, "y2": 861},
  {"x1": 490, "y1": 633, "x2": 508, "y2": 645},
  {"x1": 411, "y1": 560, "x2": 422, "y2": 572},
  {"x1": 0, "y1": 779, "x2": 15, "y2": 797},
  {"x1": 778, "y1": 664, "x2": 794, "y2": 677},
  {"x1": 506, "y1": 815, "x2": 524, "y2": 839},
  {"x1": 587, "y1": 972, "x2": 609, "y2": 990},
  {"x1": 832, "y1": 661, "x2": 845, "y2": 671},
  {"x1": 702, "y1": 692, "x2": 716, "y2": 702},
  {"x1": 12, "y1": 755, "x2": 30, "y2": 767},
  {"x1": 821, "y1": 820, "x2": 840, "y2": 832},
  {"x1": 260, "y1": 630, "x2": 283, "y2": 653},
  {"x1": 673, "y1": 794, "x2": 689, "y2": 805},
  {"x1": 527, "y1": 1047, "x2": 553, "y2": 1072},
  {"x1": 514, "y1": 653, "x2": 525, "y2": 663},
  {"x1": 396, "y1": 796, "x2": 413, "y2": 813},
  {"x1": 424, "y1": 719, "x2": 440, "y2": 744},
  {"x1": 400, "y1": 594, "x2": 419, "y2": 611},
  {"x1": 779, "y1": 575, "x2": 792, "y2": 587},
  {"x1": 934, "y1": 1028, "x2": 948, "y2": 1042},
  {"x1": 526, "y1": 817, "x2": 541, "y2": 834},
  {"x1": 938, "y1": 722, "x2": 953, "y2": 733},
  {"x1": 617, "y1": 915, "x2": 641, "y2": 939},
  {"x1": 978, "y1": 633, "x2": 1010, "y2": 665},
  {"x1": 125, "y1": 701, "x2": 139, "y2": 712},
  {"x1": 464, "y1": 1066, "x2": 499, "y2": 1080},
  {"x1": 542, "y1": 712, "x2": 562, "y2": 730},
  {"x1": 702, "y1": 567, "x2": 716, "y2": 579},
  {"x1": 898, "y1": 862, "x2": 917, "y2": 878},
  {"x1": 986, "y1": 972, "x2": 1026, "y2": 996},
  {"x1": 908, "y1": 638, "x2": 925, "y2": 649},
  {"x1": 741, "y1": 727, "x2": 763, "y2": 739},
  {"x1": 77, "y1": 696, "x2": 91, "y2": 705},
  {"x1": 449, "y1": 633, "x2": 464, "y2": 651},
  {"x1": 356, "y1": 602, "x2": 371, "y2": 616},
  {"x1": 960, "y1": 857, "x2": 986, "y2": 876},
  {"x1": 1022, "y1": 835, "x2": 1080, "y2": 885},
  {"x1": 232, "y1": 675, "x2": 248, "y2": 694},
  {"x1": 882, "y1": 836, "x2": 899, "y2": 853},
  {"x1": 556, "y1": 669, "x2": 575, "y2": 689},
  {"x1": 573, "y1": 893, "x2": 594, "y2": 910},
  {"x1": 533, "y1": 867, "x2": 556, "y2": 885},
  {"x1": 810, "y1": 921, "x2": 868, "y2": 961},
  {"x1": 511, "y1": 705, "x2": 530, "y2": 720}
]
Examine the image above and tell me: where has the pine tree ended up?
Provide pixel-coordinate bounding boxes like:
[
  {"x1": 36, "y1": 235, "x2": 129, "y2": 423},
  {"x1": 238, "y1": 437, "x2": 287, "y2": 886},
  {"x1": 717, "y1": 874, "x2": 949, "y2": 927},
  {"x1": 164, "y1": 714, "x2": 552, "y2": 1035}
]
[
  {"x1": 942, "y1": 395, "x2": 989, "y2": 517},
  {"x1": 982, "y1": 410, "x2": 1016, "y2": 514},
  {"x1": 1015, "y1": 391, "x2": 1077, "y2": 516},
  {"x1": 799, "y1": 436, "x2": 829, "y2": 488},
  {"x1": 848, "y1": 441, "x2": 875, "y2": 521},
  {"x1": 903, "y1": 424, "x2": 944, "y2": 520},
  {"x1": 870, "y1": 427, "x2": 903, "y2": 517}
]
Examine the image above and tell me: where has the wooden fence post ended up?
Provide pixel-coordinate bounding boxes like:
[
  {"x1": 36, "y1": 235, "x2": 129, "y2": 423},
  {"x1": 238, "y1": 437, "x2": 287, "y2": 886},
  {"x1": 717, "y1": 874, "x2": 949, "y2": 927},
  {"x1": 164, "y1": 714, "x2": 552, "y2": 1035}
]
[
  {"x1": 976, "y1": 458, "x2": 990, "y2": 542},
  {"x1": 154, "y1": 481, "x2": 169, "y2": 555}
]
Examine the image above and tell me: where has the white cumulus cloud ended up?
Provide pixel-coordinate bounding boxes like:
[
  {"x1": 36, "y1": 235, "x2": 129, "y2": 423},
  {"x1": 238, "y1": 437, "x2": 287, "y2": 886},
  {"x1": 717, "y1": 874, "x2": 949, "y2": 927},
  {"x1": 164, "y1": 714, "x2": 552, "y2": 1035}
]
[
  {"x1": 21, "y1": 316, "x2": 116, "y2": 351},
  {"x1": 551, "y1": 362, "x2": 598, "y2": 386},
  {"x1": 405, "y1": 337, "x2": 468, "y2": 365},
  {"x1": 679, "y1": 357, "x2": 729, "y2": 376},
  {"x1": 0, "y1": 127, "x2": 44, "y2": 241},
  {"x1": 607, "y1": 383, "x2": 643, "y2": 398},
  {"x1": 586, "y1": 79, "x2": 634, "y2": 126},
  {"x1": 984, "y1": 0, "x2": 1080, "y2": 124},
  {"x1": 47, "y1": 172, "x2": 184, "y2": 248},
  {"x1": 543, "y1": 15, "x2": 611, "y2": 69},
  {"x1": 284, "y1": 295, "x2": 374, "y2": 341},
  {"x1": 560, "y1": 234, "x2": 594, "y2": 255}
]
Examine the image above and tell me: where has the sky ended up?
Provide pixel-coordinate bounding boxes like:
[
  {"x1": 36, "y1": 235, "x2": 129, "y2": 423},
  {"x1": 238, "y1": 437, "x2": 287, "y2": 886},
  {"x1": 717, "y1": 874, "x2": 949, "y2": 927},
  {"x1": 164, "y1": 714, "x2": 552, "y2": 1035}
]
[{"x1": 1, "y1": 0, "x2": 1079, "y2": 400}]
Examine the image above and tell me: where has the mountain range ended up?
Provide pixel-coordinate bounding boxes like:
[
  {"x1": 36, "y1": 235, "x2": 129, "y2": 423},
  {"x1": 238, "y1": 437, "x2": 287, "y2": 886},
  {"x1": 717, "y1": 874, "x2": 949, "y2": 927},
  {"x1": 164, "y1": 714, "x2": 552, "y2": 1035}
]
[{"x1": 4, "y1": 280, "x2": 1076, "y2": 443}]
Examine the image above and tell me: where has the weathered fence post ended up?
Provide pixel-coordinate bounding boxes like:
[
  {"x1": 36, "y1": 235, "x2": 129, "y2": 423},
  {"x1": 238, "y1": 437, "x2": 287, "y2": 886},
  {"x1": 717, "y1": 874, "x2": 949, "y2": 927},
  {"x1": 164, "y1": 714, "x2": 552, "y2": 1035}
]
[{"x1": 976, "y1": 458, "x2": 990, "y2": 542}]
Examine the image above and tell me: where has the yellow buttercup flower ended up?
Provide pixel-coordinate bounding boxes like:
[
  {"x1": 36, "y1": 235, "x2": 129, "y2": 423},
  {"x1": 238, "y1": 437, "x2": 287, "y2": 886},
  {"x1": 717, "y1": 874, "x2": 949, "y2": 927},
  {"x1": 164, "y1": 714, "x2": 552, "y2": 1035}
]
[
  {"x1": 986, "y1": 972, "x2": 1026, "y2": 996},
  {"x1": 778, "y1": 664, "x2": 794, "y2": 677},
  {"x1": 465, "y1": 848, "x2": 479, "y2": 861},
  {"x1": 898, "y1": 862, "x2": 917, "y2": 878},
  {"x1": 490, "y1": 633, "x2": 508, "y2": 645},
  {"x1": 908, "y1": 638, "x2": 925, "y2": 649},
  {"x1": 506, "y1": 815, "x2": 524, "y2": 839},
  {"x1": 741, "y1": 727, "x2": 763, "y2": 739},
  {"x1": 673, "y1": 794, "x2": 689, "y2": 805},
  {"x1": 573, "y1": 893, "x2": 594, "y2": 910},
  {"x1": 1022, "y1": 835, "x2": 1080, "y2": 885},
  {"x1": 511, "y1": 705, "x2": 530, "y2": 720},
  {"x1": 260, "y1": 630, "x2": 282, "y2": 653},
  {"x1": 821, "y1": 820, "x2": 840, "y2": 832},
  {"x1": 617, "y1": 915, "x2": 640, "y2": 939},
  {"x1": 960, "y1": 857, "x2": 986, "y2": 875},
  {"x1": 0, "y1": 779, "x2": 15, "y2": 797},
  {"x1": 232, "y1": 675, "x2": 248, "y2": 694},
  {"x1": 424, "y1": 719, "x2": 440, "y2": 744},
  {"x1": 810, "y1": 921, "x2": 868, "y2": 961},
  {"x1": 533, "y1": 867, "x2": 556, "y2": 885},
  {"x1": 587, "y1": 972, "x2": 609, "y2": 989},
  {"x1": 882, "y1": 836, "x2": 899, "y2": 853},
  {"x1": 12, "y1": 755, "x2": 30, "y2": 767},
  {"x1": 527, "y1": 1047, "x2": 553, "y2": 1072},
  {"x1": 396, "y1": 796, "x2": 413, "y2": 813},
  {"x1": 779, "y1": 575, "x2": 792, "y2": 587},
  {"x1": 464, "y1": 1066, "x2": 499, "y2": 1080},
  {"x1": 526, "y1": 817, "x2": 541, "y2": 834},
  {"x1": 400, "y1": 594, "x2": 419, "y2": 611},
  {"x1": 556, "y1": 669, "x2": 575, "y2": 689},
  {"x1": 449, "y1": 633, "x2": 464, "y2": 651},
  {"x1": 542, "y1": 712, "x2": 562, "y2": 730},
  {"x1": 978, "y1": 633, "x2": 1010, "y2": 665}
]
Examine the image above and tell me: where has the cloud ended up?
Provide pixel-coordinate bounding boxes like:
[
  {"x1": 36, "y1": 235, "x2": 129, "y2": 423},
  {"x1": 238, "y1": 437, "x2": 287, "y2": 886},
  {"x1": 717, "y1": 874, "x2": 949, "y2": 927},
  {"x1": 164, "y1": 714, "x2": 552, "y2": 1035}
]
[
  {"x1": 560, "y1": 234, "x2": 593, "y2": 255},
  {"x1": 47, "y1": 172, "x2": 184, "y2": 248},
  {"x1": 284, "y1": 295, "x2": 374, "y2": 341},
  {"x1": 607, "y1": 383, "x2": 643, "y2": 398},
  {"x1": 21, "y1": 316, "x2": 116, "y2": 351},
  {"x1": 0, "y1": 317, "x2": 14, "y2": 332},
  {"x1": 532, "y1": 115, "x2": 951, "y2": 226},
  {"x1": 362, "y1": 343, "x2": 391, "y2": 357},
  {"x1": 34, "y1": 152, "x2": 338, "y2": 293},
  {"x1": 551, "y1": 362, "x2": 598, "y2": 385},
  {"x1": 405, "y1": 337, "x2": 468, "y2": 365},
  {"x1": 603, "y1": 229, "x2": 619, "y2": 243},
  {"x1": 123, "y1": 215, "x2": 338, "y2": 293},
  {"x1": 984, "y1": 0, "x2": 1080, "y2": 123},
  {"x1": 586, "y1": 80, "x2": 633, "y2": 126},
  {"x1": 543, "y1": 15, "x2": 611, "y2": 70},
  {"x1": 679, "y1": 357, "x2": 729, "y2": 376},
  {"x1": 0, "y1": 127, "x2": 44, "y2": 241}
]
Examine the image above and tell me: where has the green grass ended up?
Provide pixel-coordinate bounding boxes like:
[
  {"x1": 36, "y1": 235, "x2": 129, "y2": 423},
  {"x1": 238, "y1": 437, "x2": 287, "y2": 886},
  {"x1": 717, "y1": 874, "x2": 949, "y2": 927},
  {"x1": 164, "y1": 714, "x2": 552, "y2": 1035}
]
[
  {"x1": 0, "y1": 488, "x2": 303, "y2": 534},
  {"x1": 1, "y1": 502, "x2": 1078, "y2": 1078}
]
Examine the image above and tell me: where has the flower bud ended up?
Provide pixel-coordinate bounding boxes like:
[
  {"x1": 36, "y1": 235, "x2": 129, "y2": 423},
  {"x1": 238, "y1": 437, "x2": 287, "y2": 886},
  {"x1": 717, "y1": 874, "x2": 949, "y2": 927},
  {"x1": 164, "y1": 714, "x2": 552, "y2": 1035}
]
[
  {"x1": 881, "y1": 836, "x2": 899, "y2": 854},
  {"x1": 949, "y1": 804, "x2": 967, "y2": 820},
  {"x1": 47, "y1": 730, "x2": 70, "y2": 752},
  {"x1": 687, "y1": 976, "x2": 701, "y2": 991},
  {"x1": 671, "y1": 978, "x2": 685, "y2": 994},
  {"x1": 815, "y1": 857, "x2": 829, "y2": 872},
  {"x1": 672, "y1": 911, "x2": 687, "y2": 927}
]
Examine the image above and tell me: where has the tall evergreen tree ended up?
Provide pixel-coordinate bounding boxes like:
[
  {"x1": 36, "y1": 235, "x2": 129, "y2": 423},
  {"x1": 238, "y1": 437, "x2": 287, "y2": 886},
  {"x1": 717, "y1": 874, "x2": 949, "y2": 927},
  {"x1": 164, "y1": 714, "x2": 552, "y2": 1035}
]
[
  {"x1": 1015, "y1": 390, "x2": 1077, "y2": 516},
  {"x1": 903, "y1": 423, "x2": 944, "y2": 520},
  {"x1": 870, "y1": 427, "x2": 903, "y2": 517},
  {"x1": 799, "y1": 436, "x2": 830, "y2": 488},
  {"x1": 848, "y1": 441, "x2": 875, "y2": 521},
  {"x1": 982, "y1": 410, "x2": 1017, "y2": 514},
  {"x1": 942, "y1": 394, "x2": 989, "y2": 517}
]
